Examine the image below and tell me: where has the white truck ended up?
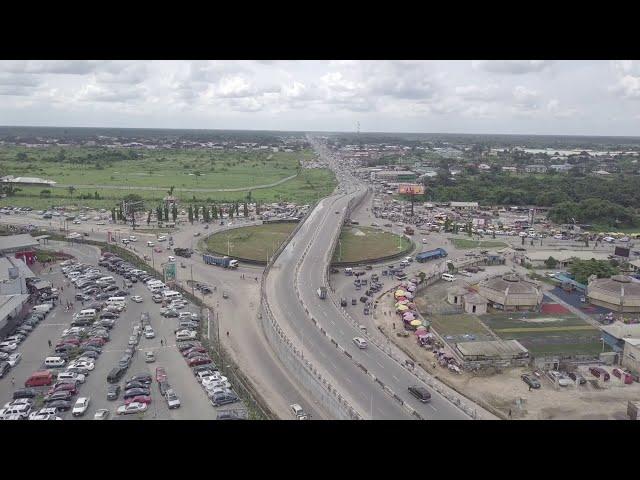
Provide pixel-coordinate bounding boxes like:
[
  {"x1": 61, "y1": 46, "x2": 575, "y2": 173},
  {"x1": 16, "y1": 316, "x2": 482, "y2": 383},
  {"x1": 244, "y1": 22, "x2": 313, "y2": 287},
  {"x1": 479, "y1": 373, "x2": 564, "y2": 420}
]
[{"x1": 317, "y1": 287, "x2": 327, "y2": 300}]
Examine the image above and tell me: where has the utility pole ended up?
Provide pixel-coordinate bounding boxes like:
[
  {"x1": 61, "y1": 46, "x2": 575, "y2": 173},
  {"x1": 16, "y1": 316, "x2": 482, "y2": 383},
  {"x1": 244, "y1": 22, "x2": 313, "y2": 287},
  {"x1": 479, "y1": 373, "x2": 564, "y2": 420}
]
[{"x1": 190, "y1": 264, "x2": 195, "y2": 296}]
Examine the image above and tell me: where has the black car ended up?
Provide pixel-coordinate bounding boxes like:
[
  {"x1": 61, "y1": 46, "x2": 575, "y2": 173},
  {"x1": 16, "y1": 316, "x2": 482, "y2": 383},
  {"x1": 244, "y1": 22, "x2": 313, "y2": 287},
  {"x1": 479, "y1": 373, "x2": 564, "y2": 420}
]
[
  {"x1": 107, "y1": 384, "x2": 121, "y2": 400},
  {"x1": 80, "y1": 350, "x2": 99, "y2": 360},
  {"x1": 44, "y1": 390, "x2": 74, "y2": 402},
  {"x1": 210, "y1": 390, "x2": 239, "y2": 407},
  {"x1": 107, "y1": 366, "x2": 126, "y2": 384},
  {"x1": 408, "y1": 385, "x2": 431, "y2": 403},
  {"x1": 95, "y1": 293, "x2": 111, "y2": 300},
  {"x1": 125, "y1": 381, "x2": 147, "y2": 390},
  {"x1": 0, "y1": 361, "x2": 10, "y2": 378},
  {"x1": 567, "y1": 371, "x2": 587, "y2": 385},
  {"x1": 340, "y1": 298, "x2": 347, "y2": 307},
  {"x1": 128, "y1": 373, "x2": 152, "y2": 385},
  {"x1": 521, "y1": 374, "x2": 541, "y2": 389},
  {"x1": 100, "y1": 312, "x2": 118, "y2": 319},
  {"x1": 46, "y1": 399, "x2": 72, "y2": 411},
  {"x1": 13, "y1": 388, "x2": 37, "y2": 400},
  {"x1": 80, "y1": 345, "x2": 102, "y2": 354},
  {"x1": 158, "y1": 380, "x2": 172, "y2": 397},
  {"x1": 96, "y1": 319, "x2": 115, "y2": 329},
  {"x1": 123, "y1": 387, "x2": 151, "y2": 399},
  {"x1": 178, "y1": 342, "x2": 199, "y2": 352},
  {"x1": 112, "y1": 290, "x2": 128, "y2": 297},
  {"x1": 55, "y1": 344, "x2": 76, "y2": 354}
]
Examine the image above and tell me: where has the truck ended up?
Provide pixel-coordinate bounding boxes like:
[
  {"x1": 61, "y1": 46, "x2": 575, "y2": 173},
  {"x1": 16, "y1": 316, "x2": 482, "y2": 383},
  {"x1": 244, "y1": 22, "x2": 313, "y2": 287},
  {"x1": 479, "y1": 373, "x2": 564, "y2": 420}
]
[
  {"x1": 202, "y1": 254, "x2": 239, "y2": 269},
  {"x1": 317, "y1": 287, "x2": 327, "y2": 299},
  {"x1": 404, "y1": 226, "x2": 415, "y2": 235},
  {"x1": 174, "y1": 248, "x2": 192, "y2": 258}
]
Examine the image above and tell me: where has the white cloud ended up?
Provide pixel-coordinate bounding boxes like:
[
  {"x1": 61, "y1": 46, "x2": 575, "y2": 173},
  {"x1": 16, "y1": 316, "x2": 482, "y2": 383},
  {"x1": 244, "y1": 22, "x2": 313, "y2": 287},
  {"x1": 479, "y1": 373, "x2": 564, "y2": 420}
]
[{"x1": 472, "y1": 60, "x2": 553, "y2": 74}]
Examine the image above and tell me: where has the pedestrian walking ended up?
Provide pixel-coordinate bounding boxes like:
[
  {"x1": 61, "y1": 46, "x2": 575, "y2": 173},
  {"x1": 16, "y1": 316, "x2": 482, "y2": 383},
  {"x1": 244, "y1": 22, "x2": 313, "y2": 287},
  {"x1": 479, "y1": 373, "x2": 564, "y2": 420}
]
[
  {"x1": 48, "y1": 339, "x2": 52, "y2": 348},
  {"x1": 529, "y1": 385, "x2": 532, "y2": 392},
  {"x1": 160, "y1": 339, "x2": 164, "y2": 347},
  {"x1": 392, "y1": 322, "x2": 395, "y2": 329},
  {"x1": 226, "y1": 331, "x2": 229, "y2": 337},
  {"x1": 508, "y1": 409, "x2": 512, "y2": 418},
  {"x1": 255, "y1": 277, "x2": 258, "y2": 282},
  {"x1": 11, "y1": 377, "x2": 15, "y2": 386}
]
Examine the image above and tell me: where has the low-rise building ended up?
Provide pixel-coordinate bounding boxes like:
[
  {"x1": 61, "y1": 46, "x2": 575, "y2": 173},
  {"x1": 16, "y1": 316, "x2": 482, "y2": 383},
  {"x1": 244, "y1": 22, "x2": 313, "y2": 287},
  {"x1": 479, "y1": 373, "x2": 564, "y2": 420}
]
[
  {"x1": 601, "y1": 322, "x2": 640, "y2": 352},
  {"x1": 587, "y1": 275, "x2": 640, "y2": 313},
  {"x1": 524, "y1": 165, "x2": 548, "y2": 173},
  {"x1": 478, "y1": 274, "x2": 543, "y2": 311},
  {"x1": 449, "y1": 201, "x2": 479, "y2": 210},
  {"x1": 455, "y1": 339, "x2": 530, "y2": 369},
  {"x1": 622, "y1": 338, "x2": 640, "y2": 375},
  {"x1": 524, "y1": 250, "x2": 611, "y2": 268}
]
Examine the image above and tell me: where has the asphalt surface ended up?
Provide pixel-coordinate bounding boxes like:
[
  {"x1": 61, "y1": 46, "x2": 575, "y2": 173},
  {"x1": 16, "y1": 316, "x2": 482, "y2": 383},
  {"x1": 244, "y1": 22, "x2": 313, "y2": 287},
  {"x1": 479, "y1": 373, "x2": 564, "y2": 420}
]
[
  {"x1": 6, "y1": 213, "x2": 330, "y2": 420},
  {"x1": 264, "y1": 139, "x2": 469, "y2": 419},
  {"x1": 0, "y1": 242, "x2": 226, "y2": 420}
]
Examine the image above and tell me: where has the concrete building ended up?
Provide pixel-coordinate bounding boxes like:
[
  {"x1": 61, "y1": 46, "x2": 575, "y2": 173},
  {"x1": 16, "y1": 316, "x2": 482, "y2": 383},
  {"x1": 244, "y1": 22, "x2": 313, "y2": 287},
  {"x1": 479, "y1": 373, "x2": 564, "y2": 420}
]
[
  {"x1": 601, "y1": 322, "x2": 640, "y2": 352},
  {"x1": 0, "y1": 175, "x2": 57, "y2": 186},
  {"x1": 478, "y1": 274, "x2": 543, "y2": 311},
  {"x1": 524, "y1": 165, "x2": 548, "y2": 173},
  {"x1": 622, "y1": 338, "x2": 640, "y2": 374},
  {"x1": 549, "y1": 164, "x2": 573, "y2": 173},
  {"x1": 455, "y1": 339, "x2": 530, "y2": 368},
  {"x1": 373, "y1": 170, "x2": 417, "y2": 182},
  {"x1": 502, "y1": 166, "x2": 518, "y2": 173},
  {"x1": 463, "y1": 293, "x2": 488, "y2": 315},
  {"x1": 587, "y1": 275, "x2": 640, "y2": 313},
  {"x1": 0, "y1": 250, "x2": 35, "y2": 336},
  {"x1": 447, "y1": 286, "x2": 468, "y2": 306},
  {"x1": 449, "y1": 201, "x2": 479, "y2": 210}
]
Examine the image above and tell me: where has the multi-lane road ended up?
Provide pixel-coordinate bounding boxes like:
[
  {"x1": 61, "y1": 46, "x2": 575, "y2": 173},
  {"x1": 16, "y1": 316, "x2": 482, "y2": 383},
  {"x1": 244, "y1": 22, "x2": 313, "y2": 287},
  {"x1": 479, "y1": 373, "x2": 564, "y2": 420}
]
[{"x1": 263, "y1": 138, "x2": 469, "y2": 420}]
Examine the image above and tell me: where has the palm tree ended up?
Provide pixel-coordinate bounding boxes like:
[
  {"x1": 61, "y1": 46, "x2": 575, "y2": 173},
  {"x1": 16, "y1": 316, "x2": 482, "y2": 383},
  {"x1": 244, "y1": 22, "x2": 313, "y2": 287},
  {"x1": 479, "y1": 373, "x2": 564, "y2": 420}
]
[
  {"x1": 167, "y1": 186, "x2": 175, "y2": 196},
  {"x1": 68, "y1": 185, "x2": 76, "y2": 198}
]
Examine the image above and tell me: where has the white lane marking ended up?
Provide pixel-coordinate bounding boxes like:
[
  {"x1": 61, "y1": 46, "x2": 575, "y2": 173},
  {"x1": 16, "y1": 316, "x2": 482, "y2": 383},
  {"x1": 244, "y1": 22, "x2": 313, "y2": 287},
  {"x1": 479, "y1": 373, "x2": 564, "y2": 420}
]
[
  {"x1": 429, "y1": 404, "x2": 437, "y2": 411},
  {"x1": 376, "y1": 360, "x2": 384, "y2": 369},
  {"x1": 344, "y1": 376, "x2": 353, "y2": 384},
  {"x1": 330, "y1": 319, "x2": 336, "y2": 326},
  {"x1": 392, "y1": 375, "x2": 400, "y2": 382}
]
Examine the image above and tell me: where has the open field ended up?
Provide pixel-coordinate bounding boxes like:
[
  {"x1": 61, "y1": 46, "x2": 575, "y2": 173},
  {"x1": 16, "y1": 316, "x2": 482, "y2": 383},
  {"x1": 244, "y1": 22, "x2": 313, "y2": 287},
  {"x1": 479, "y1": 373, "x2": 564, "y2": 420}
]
[
  {"x1": 202, "y1": 222, "x2": 297, "y2": 261},
  {"x1": 0, "y1": 164, "x2": 336, "y2": 209},
  {"x1": 429, "y1": 313, "x2": 490, "y2": 337},
  {"x1": 448, "y1": 238, "x2": 509, "y2": 249},
  {"x1": 481, "y1": 312, "x2": 605, "y2": 357},
  {"x1": 332, "y1": 226, "x2": 411, "y2": 263}
]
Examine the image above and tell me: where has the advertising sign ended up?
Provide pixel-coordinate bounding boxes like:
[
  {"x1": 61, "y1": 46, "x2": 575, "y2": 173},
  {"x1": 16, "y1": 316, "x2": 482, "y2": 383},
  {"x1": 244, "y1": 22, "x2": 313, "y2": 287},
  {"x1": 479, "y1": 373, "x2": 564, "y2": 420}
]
[
  {"x1": 164, "y1": 262, "x2": 177, "y2": 283},
  {"x1": 397, "y1": 183, "x2": 425, "y2": 195},
  {"x1": 615, "y1": 246, "x2": 630, "y2": 258}
]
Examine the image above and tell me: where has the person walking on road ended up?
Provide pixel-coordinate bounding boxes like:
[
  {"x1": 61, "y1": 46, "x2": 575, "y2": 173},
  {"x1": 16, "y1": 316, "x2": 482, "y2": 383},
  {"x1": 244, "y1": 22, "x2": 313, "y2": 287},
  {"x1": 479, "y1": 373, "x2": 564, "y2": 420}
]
[
  {"x1": 11, "y1": 377, "x2": 15, "y2": 386},
  {"x1": 48, "y1": 339, "x2": 52, "y2": 348},
  {"x1": 160, "y1": 339, "x2": 164, "y2": 347},
  {"x1": 529, "y1": 385, "x2": 532, "y2": 392},
  {"x1": 226, "y1": 331, "x2": 229, "y2": 337}
]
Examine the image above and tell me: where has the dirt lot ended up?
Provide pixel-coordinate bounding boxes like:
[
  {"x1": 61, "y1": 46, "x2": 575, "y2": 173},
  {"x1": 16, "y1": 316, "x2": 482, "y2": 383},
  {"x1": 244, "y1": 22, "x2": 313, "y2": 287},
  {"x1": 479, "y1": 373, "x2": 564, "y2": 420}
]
[{"x1": 375, "y1": 286, "x2": 638, "y2": 420}]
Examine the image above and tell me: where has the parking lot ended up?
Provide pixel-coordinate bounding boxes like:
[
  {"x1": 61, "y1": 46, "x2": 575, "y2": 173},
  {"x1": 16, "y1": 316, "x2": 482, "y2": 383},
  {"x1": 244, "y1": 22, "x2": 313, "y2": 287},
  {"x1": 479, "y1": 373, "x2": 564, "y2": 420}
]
[{"x1": 0, "y1": 241, "x2": 245, "y2": 420}]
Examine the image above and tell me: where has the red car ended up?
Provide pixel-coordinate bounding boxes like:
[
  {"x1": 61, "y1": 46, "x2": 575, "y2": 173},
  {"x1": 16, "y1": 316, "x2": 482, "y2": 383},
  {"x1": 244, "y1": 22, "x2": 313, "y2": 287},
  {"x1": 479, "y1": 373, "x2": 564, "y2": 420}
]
[
  {"x1": 57, "y1": 338, "x2": 80, "y2": 347},
  {"x1": 182, "y1": 347, "x2": 207, "y2": 357},
  {"x1": 47, "y1": 383, "x2": 78, "y2": 396},
  {"x1": 187, "y1": 356, "x2": 211, "y2": 367},
  {"x1": 155, "y1": 367, "x2": 167, "y2": 383},
  {"x1": 154, "y1": 247, "x2": 163, "y2": 253},
  {"x1": 124, "y1": 395, "x2": 152, "y2": 405},
  {"x1": 86, "y1": 337, "x2": 106, "y2": 346}
]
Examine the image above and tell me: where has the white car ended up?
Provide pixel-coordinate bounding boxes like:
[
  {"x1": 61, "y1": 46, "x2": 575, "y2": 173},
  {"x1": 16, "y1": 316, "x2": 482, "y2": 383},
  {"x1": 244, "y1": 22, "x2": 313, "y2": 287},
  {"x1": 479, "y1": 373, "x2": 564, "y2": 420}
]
[
  {"x1": 165, "y1": 389, "x2": 181, "y2": 409},
  {"x1": 548, "y1": 371, "x2": 572, "y2": 387},
  {"x1": 58, "y1": 371, "x2": 85, "y2": 383},
  {"x1": 194, "y1": 232, "x2": 201, "y2": 237},
  {"x1": 352, "y1": 337, "x2": 368, "y2": 349},
  {"x1": 4, "y1": 399, "x2": 32, "y2": 409},
  {"x1": 0, "y1": 342, "x2": 18, "y2": 351},
  {"x1": 147, "y1": 241, "x2": 154, "y2": 247},
  {"x1": 117, "y1": 402, "x2": 148, "y2": 415},
  {"x1": 7, "y1": 352, "x2": 22, "y2": 367},
  {"x1": 168, "y1": 256, "x2": 176, "y2": 262},
  {"x1": 97, "y1": 221, "x2": 106, "y2": 225},
  {"x1": 422, "y1": 238, "x2": 428, "y2": 244},
  {"x1": 175, "y1": 330, "x2": 197, "y2": 341},
  {"x1": 94, "y1": 409, "x2": 110, "y2": 420},
  {"x1": 144, "y1": 327, "x2": 155, "y2": 339},
  {"x1": 157, "y1": 236, "x2": 167, "y2": 242},
  {"x1": 131, "y1": 295, "x2": 143, "y2": 303},
  {"x1": 72, "y1": 397, "x2": 90, "y2": 417},
  {"x1": 68, "y1": 360, "x2": 95, "y2": 371},
  {"x1": 204, "y1": 380, "x2": 231, "y2": 390},
  {"x1": 129, "y1": 236, "x2": 137, "y2": 242}
]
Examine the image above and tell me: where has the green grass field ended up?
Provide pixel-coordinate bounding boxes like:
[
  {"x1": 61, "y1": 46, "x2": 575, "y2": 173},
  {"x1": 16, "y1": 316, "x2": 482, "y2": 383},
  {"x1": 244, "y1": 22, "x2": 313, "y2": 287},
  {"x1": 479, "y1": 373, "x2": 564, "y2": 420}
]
[
  {"x1": 448, "y1": 238, "x2": 509, "y2": 249},
  {"x1": 0, "y1": 161, "x2": 336, "y2": 209},
  {"x1": 202, "y1": 222, "x2": 297, "y2": 261},
  {"x1": 332, "y1": 226, "x2": 412, "y2": 263},
  {"x1": 429, "y1": 314, "x2": 489, "y2": 336},
  {"x1": 481, "y1": 313, "x2": 604, "y2": 357}
]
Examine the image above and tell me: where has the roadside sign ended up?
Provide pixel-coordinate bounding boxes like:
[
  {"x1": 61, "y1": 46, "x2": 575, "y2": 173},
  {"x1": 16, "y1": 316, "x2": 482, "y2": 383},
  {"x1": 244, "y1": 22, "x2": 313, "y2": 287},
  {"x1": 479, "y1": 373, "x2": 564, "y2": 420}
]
[{"x1": 164, "y1": 262, "x2": 176, "y2": 283}]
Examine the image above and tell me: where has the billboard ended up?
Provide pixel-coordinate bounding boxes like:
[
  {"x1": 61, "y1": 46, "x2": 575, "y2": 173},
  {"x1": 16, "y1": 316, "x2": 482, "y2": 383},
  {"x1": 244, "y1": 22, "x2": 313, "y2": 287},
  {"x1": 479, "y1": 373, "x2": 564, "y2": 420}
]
[
  {"x1": 615, "y1": 246, "x2": 630, "y2": 258},
  {"x1": 397, "y1": 183, "x2": 425, "y2": 195},
  {"x1": 164, "y1": 262, "x2": 177, "y2": 283}
]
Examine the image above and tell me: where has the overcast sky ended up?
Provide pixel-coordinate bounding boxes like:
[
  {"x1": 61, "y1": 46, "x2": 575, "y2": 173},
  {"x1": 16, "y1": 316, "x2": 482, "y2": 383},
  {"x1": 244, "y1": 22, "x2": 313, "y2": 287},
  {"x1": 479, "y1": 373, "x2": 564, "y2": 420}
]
[{"x1": 0, "y1": 60, "x2": 638, "y2": 136}]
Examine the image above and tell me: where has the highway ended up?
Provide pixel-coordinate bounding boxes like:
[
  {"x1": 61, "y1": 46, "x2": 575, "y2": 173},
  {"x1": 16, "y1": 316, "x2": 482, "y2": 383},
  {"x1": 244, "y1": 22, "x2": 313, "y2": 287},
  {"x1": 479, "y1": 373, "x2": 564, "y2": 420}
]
[{"x1": 263, "y1": 137, "x2": 469, "y2": 419}]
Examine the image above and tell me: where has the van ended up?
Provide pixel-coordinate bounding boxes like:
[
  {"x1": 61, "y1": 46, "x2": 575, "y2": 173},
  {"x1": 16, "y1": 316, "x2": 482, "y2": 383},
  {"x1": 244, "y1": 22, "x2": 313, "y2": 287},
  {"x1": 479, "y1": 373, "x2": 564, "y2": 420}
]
[
  {"x1": 77, "y1": 308, "x2": 97, "y2": 319},
  {"x1": 0, "y1": 404, "x2": 31, "y2": 419},
  {"x1": 33, "y1": 304, "x2": 53, "y2": 314},
  {"x1": 107, "y1": 366, "x2": 126, "y2": 383},
  {"x1": 162, "y1": 290, "x2": 182, "y2": 302},
  {"x1": 106, "y1": 297, "x2": 126, "y2": 306},
  {"x1": 44, "y1": 357, "x2": 66, "y2": 368},
  {"x1": 96, "y1": 276, "x2": 115, "y2": 285},
  {"x1": 441, "y1": 273, "x2": 456, "y2": 282},
  {"x1": 149, "y1": 284, "x2": 167, "y2": 293},
  {"x1": 25, "y1": 370, "x2": 53, "y2": 387}
]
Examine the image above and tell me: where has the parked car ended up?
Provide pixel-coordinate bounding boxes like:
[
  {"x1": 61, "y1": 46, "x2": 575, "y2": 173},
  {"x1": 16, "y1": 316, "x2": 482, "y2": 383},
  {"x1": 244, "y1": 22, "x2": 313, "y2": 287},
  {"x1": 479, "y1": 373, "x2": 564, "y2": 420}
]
[
  {"x1": 165, "y1": 389, "x2": 181, "y2": 409},
  {"x1": 407, "y1": 385, "x2": 431, "y2": 403},
  {"x1": 117, "y1": 402, "x2": 148, "y2": 415},
  {"x1": 107, "y1": 384, "x2": 121, "y2": 400},
  {"x1": 72, "y1": 397, "x2": 90, "y2": 417},
  {"x1": 124, "y1": 395, "x2": 152, "y2": 405},
  {"x1": 94, "y1": 409, "x2": 110, "y2": 420},
  {"x1": 589, "y1": 367, "x2": 610, "y2": 381},
  {"x1": 521, "y1": 374, "x2": 541, "y2": 389},
  {"x1": 352, "y1": 337, "x2": 368, "y2": 349},
  {"x1": 567, "y1": 371, "x2": 587, "y2": 385}
]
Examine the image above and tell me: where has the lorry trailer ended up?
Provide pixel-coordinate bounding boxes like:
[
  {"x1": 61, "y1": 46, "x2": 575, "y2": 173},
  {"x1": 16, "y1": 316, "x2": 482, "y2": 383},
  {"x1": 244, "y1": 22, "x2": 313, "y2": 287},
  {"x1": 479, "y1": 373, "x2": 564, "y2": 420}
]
[{"x1": 202, "y1": 254, "x2": 239, "y2": 269}]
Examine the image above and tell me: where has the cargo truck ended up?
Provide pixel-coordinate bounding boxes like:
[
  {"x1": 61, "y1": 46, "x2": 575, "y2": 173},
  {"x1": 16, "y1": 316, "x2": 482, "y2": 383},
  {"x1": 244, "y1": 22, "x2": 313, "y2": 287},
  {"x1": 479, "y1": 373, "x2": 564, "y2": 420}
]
[
  {"x1": 317, "y1": 287, "x2": 327, "y2": 299},
  {"x1": 202, "y1": 254, "x2": 239, "y2": 269}
]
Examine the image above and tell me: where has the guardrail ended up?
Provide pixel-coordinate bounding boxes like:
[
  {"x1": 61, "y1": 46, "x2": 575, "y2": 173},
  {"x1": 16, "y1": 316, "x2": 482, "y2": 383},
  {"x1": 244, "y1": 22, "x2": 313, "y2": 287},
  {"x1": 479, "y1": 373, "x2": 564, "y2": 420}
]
[
  {"x1": 323, "y1": 210, "x2": 484, "y2": 419},
  {"x1": 259, "y1": 196, "x2": 363, "y2": 420}
]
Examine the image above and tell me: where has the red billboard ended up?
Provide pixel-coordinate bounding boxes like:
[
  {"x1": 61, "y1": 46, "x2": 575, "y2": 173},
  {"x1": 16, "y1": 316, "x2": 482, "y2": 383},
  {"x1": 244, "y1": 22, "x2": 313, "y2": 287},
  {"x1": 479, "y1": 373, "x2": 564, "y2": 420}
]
[{"x1": 397, "y1": 184, "x2": 425, "y2": 195}]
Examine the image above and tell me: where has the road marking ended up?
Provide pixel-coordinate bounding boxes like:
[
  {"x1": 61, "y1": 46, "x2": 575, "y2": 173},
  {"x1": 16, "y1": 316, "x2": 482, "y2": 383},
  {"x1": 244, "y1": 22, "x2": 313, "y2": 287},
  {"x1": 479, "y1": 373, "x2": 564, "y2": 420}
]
[
  {"x1": 330, "y1": 319, "x2": 336, "y2": 326},
  {"x1": 429, "y1": 404, "x2": 437, "y2": 411},
  {"x1": 392, "y1": 375, "x2": 400, "y2": 382},
  {"x1": 376, "y1": 361, "x2": 384, "y2": 369}
]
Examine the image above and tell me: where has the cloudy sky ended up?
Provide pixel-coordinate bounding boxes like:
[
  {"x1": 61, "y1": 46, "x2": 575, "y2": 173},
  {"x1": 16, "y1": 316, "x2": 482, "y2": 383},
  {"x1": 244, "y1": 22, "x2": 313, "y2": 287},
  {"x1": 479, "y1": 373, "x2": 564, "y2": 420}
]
[{"x1": 0, "y1": 60, "x2": 638, "y2": 136}]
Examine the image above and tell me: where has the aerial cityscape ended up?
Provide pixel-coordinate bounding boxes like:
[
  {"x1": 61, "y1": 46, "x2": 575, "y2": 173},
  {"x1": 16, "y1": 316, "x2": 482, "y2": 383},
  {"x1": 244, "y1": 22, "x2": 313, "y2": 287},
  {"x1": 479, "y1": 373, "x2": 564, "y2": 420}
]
[{"x1": 2, "y1": 60, "x2": 640, "y2": 421}]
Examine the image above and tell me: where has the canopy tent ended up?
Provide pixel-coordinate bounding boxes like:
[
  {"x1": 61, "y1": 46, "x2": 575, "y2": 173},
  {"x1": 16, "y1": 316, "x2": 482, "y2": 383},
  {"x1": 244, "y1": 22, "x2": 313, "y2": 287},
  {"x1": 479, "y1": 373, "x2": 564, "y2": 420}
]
[
  {"x1": 396, "y1": 305, "x2": 409, "y2": 312},
  {"x1": 394, "y1": 290, "x2": 407, "y2": 298},
  {"x1": 402, "y1": 312, "x2": 416, "y2": 321},
  {"x1": 410, "y1": 319, "x2": 422, "y2": 327}
]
